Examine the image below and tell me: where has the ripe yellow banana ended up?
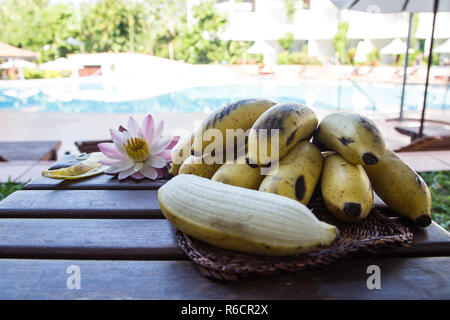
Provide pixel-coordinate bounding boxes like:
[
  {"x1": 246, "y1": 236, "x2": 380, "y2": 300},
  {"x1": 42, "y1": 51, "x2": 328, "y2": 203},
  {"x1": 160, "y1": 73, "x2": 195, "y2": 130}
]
[
  {"x1": 247, "y1": 103, "x2": 318, "y2": 167},
  {"x1": 313, "y1": 112, "x2": 386, "y2": 166},
  {"x1": 259, "y1": 141, "x2": 323, "y2": 206},
  {"x1": 42, "y1": 152, "x2": 107, "y2": 180},
  {"x1": 168, "y1": 132, "x2": 195, "y2": 176},
  {"x1": 191, "y1": 98, "x2": 276, "y2": 156},
  {"x1": 364, "y1": 150, "x2": 432, "y2": 227},
  {"x1": 178, "y1": 154, "x2": 222, "y2": 179},
  {"x1": 158, "y1": 174, "x2": 338, "y2": 256},
  {"x1": 211, "y1": 152, "x2": 263, "y2": 190},
  {"x1": 321, "y1": 153, "x2": 373, "y2": 222}
]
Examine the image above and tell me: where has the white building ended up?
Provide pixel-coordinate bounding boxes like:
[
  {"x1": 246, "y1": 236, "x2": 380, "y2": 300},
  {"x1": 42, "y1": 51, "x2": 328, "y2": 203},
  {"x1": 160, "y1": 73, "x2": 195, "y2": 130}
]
[{"x1": 188, "y1": 0, "x2": 450, "y2": 64}]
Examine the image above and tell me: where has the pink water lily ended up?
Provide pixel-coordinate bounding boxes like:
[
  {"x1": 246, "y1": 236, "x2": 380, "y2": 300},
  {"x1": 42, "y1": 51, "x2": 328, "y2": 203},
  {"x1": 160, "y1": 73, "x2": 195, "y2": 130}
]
[{"x1": 98, "y1": 115, "x2": 175, "y2": 180}]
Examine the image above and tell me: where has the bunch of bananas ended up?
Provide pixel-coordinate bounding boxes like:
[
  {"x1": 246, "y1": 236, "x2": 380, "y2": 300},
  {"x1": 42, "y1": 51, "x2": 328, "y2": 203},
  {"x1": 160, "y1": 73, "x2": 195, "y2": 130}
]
[{"x1": 161, "y1": 98, "x2": 432, "y2": 256}]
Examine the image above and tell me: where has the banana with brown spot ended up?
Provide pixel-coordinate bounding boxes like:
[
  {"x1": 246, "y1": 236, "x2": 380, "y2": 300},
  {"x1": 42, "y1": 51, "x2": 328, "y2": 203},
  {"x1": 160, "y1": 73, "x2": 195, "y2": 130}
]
[
  {"x1": 247, "y1": 103, "x2": 318, "y2": 167},
  {"x1": 313, "y1": 112, "x2": 386, "y2": 166},
  {"x1": 259, "y1": 141, "x2": 323, "y2": 206},
  {"x1": 364, "y1": 149, "x2": 432, "y2": 227},
  {"x1": 321, "y1": 153, "x2": 373, "y2": 222},
  {"x1": 191, "y1": 98, "x2": 277, "y2": 156}
]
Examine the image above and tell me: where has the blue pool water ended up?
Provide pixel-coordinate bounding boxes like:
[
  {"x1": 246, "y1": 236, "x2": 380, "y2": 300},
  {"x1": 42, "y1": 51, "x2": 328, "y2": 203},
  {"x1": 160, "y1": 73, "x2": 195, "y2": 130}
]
[{"x1": 0, "y1": 78, "x2": 448, "y2": 113}]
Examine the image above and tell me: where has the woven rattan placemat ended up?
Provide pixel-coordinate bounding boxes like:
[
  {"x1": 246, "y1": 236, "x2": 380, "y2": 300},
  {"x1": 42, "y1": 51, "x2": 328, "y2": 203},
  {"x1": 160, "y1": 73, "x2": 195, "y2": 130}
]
[{"x1": 175, "y1": 198, "x2": 413, "y2": 281}]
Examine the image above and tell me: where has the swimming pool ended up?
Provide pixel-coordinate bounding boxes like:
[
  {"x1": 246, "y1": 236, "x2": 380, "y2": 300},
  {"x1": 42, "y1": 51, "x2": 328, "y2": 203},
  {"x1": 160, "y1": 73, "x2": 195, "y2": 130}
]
[{"x1": 0, "y1": 78, "x2": 448, "y2": 113}]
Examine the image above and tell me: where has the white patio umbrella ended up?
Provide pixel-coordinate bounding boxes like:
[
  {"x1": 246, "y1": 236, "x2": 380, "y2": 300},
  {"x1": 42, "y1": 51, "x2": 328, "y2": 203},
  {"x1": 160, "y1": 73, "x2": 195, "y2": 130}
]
[
  {"x1": 0, "y1": 58, "x2": 37, "y2": 69},
  {"x1": 380, "y1": 38, "x2": 408, "y2": 55},
  {"x1": 40, "y1": 57, "x2": 71, "y2": 71},
  {"x1": 331, "y1": 0, "x2": 450, "y2": 137},
  {"x1": 354, "y1": 39, "x2": 373, "y2": 63},
  {"x1": 434, "y1": 38, "x2": 450, "y2": 53}
]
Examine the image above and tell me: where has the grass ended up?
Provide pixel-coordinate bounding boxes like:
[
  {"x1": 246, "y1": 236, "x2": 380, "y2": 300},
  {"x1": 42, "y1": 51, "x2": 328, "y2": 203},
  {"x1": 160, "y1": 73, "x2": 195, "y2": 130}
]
[
  {"x1": 419, "y1": 171, "x2": 450, "y2": 231},
  {"x1": 0, "y1": 179, "x2": 26, "y2": 202},
  {"x1": 0, "y1": 171, "x2": 449, "y2": 231}
]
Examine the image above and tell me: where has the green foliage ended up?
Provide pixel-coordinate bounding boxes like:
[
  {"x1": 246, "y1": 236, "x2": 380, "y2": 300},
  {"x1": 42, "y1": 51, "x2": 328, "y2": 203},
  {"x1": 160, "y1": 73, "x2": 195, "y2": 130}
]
[
  {"x1": 24, "y1": 68, "x2": 69, "y2": 79},
  {"x1": 366, "y1": 47, "x2": 380, "y2": 65},
  {"x1": 0, "y1": 0, "x2": 80, "y2": 62},
  {"x1": 278, "y1": 51, "x2": 321, "y2": 65},
  {"x1": 284, "y1": 0, "x2": 300, "y2": 22},
  {"x1": 346, "y1": 47, "x2": 356, "y2": 65},
  {"x1": 0, "y1": 180, "x2": 25, "y2": 201},
  {"x1": 419, "y1": 171, "x2": 450, "y2": 231},
  {"x1": 278, "y1": 32, "x2": 294, "y2": 51},
  {"x1": 333, "y1": 22, "x2": 349, "y2": 64},
  {"x1": 174, "y1": 0, "x2": 246, "y2": 64}
]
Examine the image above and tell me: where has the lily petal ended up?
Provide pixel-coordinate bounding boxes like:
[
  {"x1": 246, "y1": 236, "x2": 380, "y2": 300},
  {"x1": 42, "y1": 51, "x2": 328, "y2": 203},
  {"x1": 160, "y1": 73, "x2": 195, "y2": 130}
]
[
  {"x1": 127, "y1": 116, "x2": 141, "y2": 137},
  {"x1": 103, "y1": 159, "x2": 134, "y2": 173},
  {"x1": 160, "y1": 149, "x2": 172, "y2": 161},
  {"x1": 110, "y1": 129, "x2": 126, "y2": 153},
  {"x1": 131, "y1": 172, "x2": 145, "y2": 180},
  {"x1": 153, "y1": 120, "x2": 164, "y2": 142},
  {"x1": 151, "y1": 136, "x2": 173, "y2": 155},
  {"x1": 146, "y1": 156, "x2": 166, "y2": 168},
  {"x1": 157, "y1": 168, "x2": 166, "y2": 179},
  {"x1": 142, "y1": 114, "x2": 155, "y2": 145},
  {"x1": 134, "y1": 162, "x2": 144, "y2": 172},
  {"x1": 118, "y1": 167, "x2": 135, "y2": 180},
  {"x1": 98, "y1": 143, "x2": 125, "y2": 160},
  {"x1": 140, "y1": 164, "x2": 158, "y2": 180}
]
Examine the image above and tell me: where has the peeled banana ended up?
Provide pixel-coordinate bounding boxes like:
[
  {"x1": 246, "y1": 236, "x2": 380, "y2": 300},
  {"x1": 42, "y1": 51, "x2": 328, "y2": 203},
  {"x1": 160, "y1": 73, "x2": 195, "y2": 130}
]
[
  {"x1": 168, "y1": 132, "x2": 195, "y2": 176},
  {"x1": 191, "y1": 98, "x2": 276, "y2": 156},
  {"x1": 158, "y1": 174, "x2": 338, "y2": 256},
  {"x1": 313, "y1": 112, "x2": 385, "y2": 166},
  {"x1": 178, "y1": 154, "x2": 222, "y2": 179},
  {"x1": 247, "y1": 103, "x2": 318, "y2": 167},
  {"x1": 259, "y1": 141, "x2": 323, "y2": 206},
  {"x1": 42, "y1": 152, "x2": 107, "y2": 180},
  {"x1": 211, "y1": 152, "x2": 263, "y2": 190},
  {"x1": 364, "y1": 150, "x2": 432, "y2": 227},
  {"x1": 321, "y1": 153, "x2": 373, "y2": 222}
]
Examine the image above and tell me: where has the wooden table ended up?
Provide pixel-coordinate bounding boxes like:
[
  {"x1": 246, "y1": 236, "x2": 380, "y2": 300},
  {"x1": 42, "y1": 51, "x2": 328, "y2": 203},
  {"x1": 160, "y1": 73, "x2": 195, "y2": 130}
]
[{"x1": 0, "y1": 156, "x2": 449, "y2": 300}]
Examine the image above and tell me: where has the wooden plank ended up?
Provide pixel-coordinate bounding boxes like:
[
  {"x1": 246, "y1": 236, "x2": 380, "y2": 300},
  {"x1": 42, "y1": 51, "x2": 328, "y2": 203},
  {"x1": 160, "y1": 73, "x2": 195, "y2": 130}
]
[
  {"x1": 0, "y1": 218, "x2": 447, "y2": 260},
  {"x1": 23, "y1": 153, "x2": 167, "y2": 190},
  {"x1": 0, "y1": 219, "x2": 184, "y2": 260},
  {"x1": 0, "y1": 257, "x2": 448, "y2": 299},
  {"x1": 23, "y1": 174, "x2": 168, "y2": 190},
  {"x1": 0, "y1": 190, "x2": 163, "y2": 218},
  {"x1": 0, "y1": 141, "x2": 61, "y2": 161}
]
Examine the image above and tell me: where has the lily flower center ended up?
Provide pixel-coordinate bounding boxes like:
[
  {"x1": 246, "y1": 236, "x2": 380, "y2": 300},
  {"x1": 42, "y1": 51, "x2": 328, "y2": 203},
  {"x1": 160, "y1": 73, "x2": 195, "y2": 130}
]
[{"x1": 123, "y1": 137, "x2": 150, "y2": 162}]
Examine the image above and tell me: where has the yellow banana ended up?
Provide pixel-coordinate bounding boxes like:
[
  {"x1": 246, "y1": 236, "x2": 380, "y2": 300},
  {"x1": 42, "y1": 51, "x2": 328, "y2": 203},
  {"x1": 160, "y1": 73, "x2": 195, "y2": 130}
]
[
  {"x1": 168, "y1": 132, "x2": 195, "y2": 176},
  {"x1": 259, "y1": 141, "x2": 323, "y2": 206},
  {"x1": 211, "y1": 152, "x2": 263, "y2": 190},
  {"x1": 178, "y1": 153, "x2": 222, "y2": 179},
  {"x1": 247, "y1": 103, "x2": 318, "y2": 167},
  {"x1": 364, "y1": 150, "x2": 432, "y2": 227},
  {"x1": 158, "y1": 174, "x2": 338, "y2": 256},
  {"x1": 313, "y1": 112, "x2": 386, "y2": 166},
  {"x1": 191, "y1": 98, "x2": 276, "y2": 156},
  {"x1": 321, "y1": 153, "x2": 373, "y2": 222},
  {"x1": 42, "y1": 152, "x2": 106, "y2": 180}
]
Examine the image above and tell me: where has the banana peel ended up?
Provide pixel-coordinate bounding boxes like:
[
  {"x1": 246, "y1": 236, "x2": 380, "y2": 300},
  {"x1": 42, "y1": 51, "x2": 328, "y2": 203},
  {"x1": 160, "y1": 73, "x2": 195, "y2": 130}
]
[{"x1": 42, "y1": 152, "x2": 107, "y2": 180}]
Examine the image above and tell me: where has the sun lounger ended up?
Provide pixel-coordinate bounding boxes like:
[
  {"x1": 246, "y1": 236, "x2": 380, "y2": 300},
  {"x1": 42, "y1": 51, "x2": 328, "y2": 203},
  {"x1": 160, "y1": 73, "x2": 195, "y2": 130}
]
[
  {"x1": 393, "y1": 119, "x2": 450, "y2": 152},
  {"x1": 0, "y1": 141, "x2": 61, "y2": 161}
]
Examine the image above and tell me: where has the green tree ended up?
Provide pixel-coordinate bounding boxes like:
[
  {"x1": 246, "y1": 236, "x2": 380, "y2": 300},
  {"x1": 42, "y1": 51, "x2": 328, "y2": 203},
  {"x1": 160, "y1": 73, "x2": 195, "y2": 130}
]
[
  {"x1": 333, "y1": 22, "x2": 349, "y2": 64},
  {"x1": 175, "y1": 1, "x2": 229, "y2": 64},
  {"x1": 79, "y1": 0, "x2": 147, "y2": 53},
  {"x1": 278, "y1": 32, "x2": 294, "y2": 52},
  {"x1": 0, "y1": 0, "x2": 79, "y2": 62},
  {"x1": 284, "y1": 0, "x2": 300, "y2": 22}
]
